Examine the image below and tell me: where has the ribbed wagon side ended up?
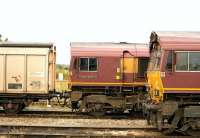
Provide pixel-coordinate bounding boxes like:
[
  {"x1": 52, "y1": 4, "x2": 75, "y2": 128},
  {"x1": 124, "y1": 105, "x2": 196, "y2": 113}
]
[{"x1": 0, "y1": 42, "x2": 56, "y2": 113}]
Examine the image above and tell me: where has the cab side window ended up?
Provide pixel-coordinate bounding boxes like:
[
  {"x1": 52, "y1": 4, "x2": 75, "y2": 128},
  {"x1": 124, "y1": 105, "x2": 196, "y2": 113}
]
[
  {"x1": 80, "y1": 58, "x2": 89, "y2": 71},
  {"x1": 79, "y1": 57, "x2": 97, "y2": 71},
  {"x1": 176, "y1": 52, "x2": 200, "y2": 71},
  {"x1": 166, "y1": 51, "x2": 173, "y2": 71},
  {"x1": 89, "y1": 58, "x2": 97, "y2": 71},
  {"x1": 176, "y1": 52, "x2": 188, "y2": 71},
  {"x1": 189, "y1": 52, "x2": 200, "y2": 71}
]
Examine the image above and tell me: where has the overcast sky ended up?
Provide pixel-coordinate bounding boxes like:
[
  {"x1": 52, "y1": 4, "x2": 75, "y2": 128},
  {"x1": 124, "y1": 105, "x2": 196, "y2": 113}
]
[{"x1": 0, "y1": 0, "x2": 200, "y2": 64}]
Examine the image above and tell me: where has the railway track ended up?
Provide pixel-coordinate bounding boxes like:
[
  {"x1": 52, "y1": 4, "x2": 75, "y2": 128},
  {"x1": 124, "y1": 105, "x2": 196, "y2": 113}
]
[
  {"x1": 0, "y1": 115, "x2": 164, "y2": 137},
  {"x1": 0, "y1": 109, "x2": 144, "y2": 119},
  {"x1": 0, "y1": 126, "x2": 161, "y2": 137},
  {"x1": 0, "y1": 125, "x2": 195, "y2": 137},
  {"x1": 0, "y1": 107, "x2": 199, "y2": 137},
  {"x1": 0, "y1": 114, "x2": 198, "y2": 137}
]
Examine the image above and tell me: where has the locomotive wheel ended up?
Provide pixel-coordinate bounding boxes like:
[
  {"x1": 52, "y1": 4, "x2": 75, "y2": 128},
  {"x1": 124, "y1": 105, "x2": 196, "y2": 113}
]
[
  {"x1": 156, "y1": 111, "x2": 163, "y2": 131},
  {"x1": 86, "y1": 103, "x2": 105, "y2": 115},
  {"x1": 185, "y1": 129, "x2": 200, "y2": 136},
  {"x1": 3, "y1": 103, "x2": 22, "y2": 114},
  {"x1": 89, "y1": 111, "x2": 105, "y2": 116},
  {"x1": 147, "y1": 111, "x2": 157, "y2": 125}
]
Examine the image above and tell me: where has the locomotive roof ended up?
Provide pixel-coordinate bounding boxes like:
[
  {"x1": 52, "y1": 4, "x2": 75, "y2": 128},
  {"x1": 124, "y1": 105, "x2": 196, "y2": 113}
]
[
  {"x1": 150, "y1": 31, "x2": 200, "y2": 50},
  {"x1": 70, "y1": 42, "x2": 149, "y2": 57},
  {"x1": 0, "y1": 42, "x2": 54, "y2": 48}
]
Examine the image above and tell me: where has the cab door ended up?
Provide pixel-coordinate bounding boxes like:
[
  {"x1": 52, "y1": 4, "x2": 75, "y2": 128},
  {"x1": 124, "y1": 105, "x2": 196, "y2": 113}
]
[
  {"x1": 121, "y1": 57, "x2": 137, "y2": 83},
  {"x1": 137, "y1": 57, "x2": 149, "y2": 78}
]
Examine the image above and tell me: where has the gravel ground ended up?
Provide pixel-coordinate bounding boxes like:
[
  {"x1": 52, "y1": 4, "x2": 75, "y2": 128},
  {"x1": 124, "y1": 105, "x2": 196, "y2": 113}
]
[
  {"x1": 0, "y1": 101, "x2": 71, "y2": 112},
  {"x1": 0, "y1": 116, "x2": 152, "y2": 128},
  {"x1": 24, "y1": 105, "x2": 70, "y2": 112}
]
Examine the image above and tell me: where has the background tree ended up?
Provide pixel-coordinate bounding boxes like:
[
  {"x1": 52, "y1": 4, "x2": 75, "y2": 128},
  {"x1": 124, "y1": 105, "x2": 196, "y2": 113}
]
[{"x1": 0, "y1": 34, "x2": 8, "y2": 42}]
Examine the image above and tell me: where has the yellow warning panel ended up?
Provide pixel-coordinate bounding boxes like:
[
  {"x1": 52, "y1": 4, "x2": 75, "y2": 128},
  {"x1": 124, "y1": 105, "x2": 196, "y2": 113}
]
[{"x1": 121, "y1": 58, "x2": 138, "y2": 73}]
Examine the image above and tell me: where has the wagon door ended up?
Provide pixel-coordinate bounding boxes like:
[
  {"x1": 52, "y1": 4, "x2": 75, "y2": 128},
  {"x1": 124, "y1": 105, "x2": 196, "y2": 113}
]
[
  {"x1": 6, "y1": 55, "x2": 25, "y2": 93},
  {"x1": 27, "y1": 55, "x2": 47, "y2": 93}
]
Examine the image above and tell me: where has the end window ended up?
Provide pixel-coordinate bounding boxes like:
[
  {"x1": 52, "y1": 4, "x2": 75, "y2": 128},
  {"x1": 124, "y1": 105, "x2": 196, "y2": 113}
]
[{"x1": 79, "y1": 58, "x2": 97, "y2": 71}]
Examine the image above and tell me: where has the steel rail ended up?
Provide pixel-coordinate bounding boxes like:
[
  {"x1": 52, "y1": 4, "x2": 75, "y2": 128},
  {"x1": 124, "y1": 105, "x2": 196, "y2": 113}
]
[
  {"x1": 0, "y1": 125, "x2": 161, "y2": 137},
  {"x1": 0, "y1": 110, "x2": 143, "y2": 119}
]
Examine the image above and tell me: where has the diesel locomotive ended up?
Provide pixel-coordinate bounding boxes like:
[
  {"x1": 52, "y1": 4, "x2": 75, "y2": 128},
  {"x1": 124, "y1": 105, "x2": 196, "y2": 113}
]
[
  {"x1": 68, "y1": 42, "x2": 149, "y2": 113},
  {"x1": 145, "y1": 31, "x2": 200, "y2": 134}
]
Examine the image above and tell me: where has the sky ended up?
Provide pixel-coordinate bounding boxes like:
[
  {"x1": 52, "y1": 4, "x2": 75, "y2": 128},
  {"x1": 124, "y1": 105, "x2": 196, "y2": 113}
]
[{"x1": 0, "y1": 0, "x2": 200, "y2": 64}]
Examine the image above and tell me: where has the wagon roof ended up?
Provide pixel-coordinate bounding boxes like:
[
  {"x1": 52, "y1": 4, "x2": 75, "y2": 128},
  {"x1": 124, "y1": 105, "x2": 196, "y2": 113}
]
[
  {"x1": 70, "y1": 42, "x2": 149, "y2": 57},
  {"x1": 150, "y1": 31, "x2": 200, "y2": 50},
  {"x1": 0, "y1": 42, "x2": 54, "y2": 48}
]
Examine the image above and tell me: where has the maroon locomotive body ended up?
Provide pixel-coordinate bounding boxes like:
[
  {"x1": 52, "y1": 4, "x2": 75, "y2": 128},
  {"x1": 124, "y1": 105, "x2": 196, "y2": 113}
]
[{"x1": 70, "y1": 42, "x2": 149, "y2": 92}]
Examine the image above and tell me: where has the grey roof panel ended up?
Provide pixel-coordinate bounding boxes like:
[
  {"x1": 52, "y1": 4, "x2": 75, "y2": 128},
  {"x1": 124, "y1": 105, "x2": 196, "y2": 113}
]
[{"x1": 0, "y1": 42, "x2": 54, "y2": 48}]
